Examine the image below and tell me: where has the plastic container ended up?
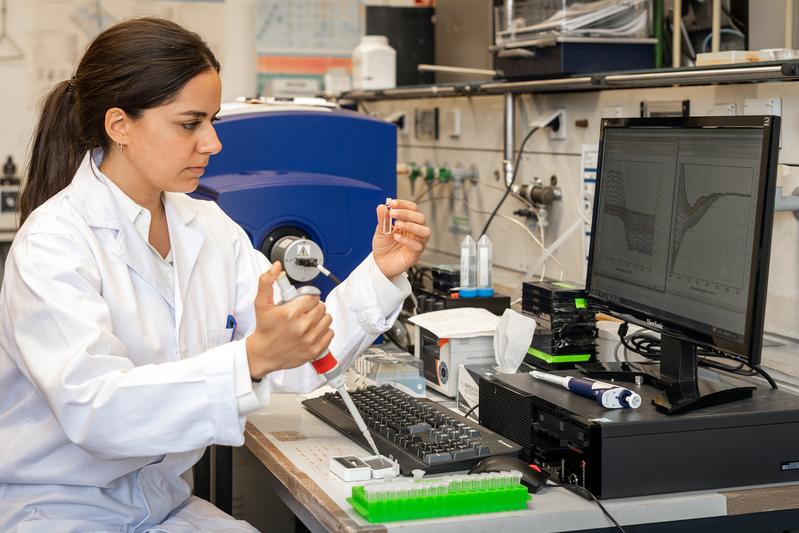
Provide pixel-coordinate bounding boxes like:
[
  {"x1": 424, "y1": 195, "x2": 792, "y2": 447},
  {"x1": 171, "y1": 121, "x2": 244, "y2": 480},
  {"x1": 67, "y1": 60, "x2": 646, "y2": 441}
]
[
  {"x1": 349, "y1": 474, "x2": 531, "y2": 523},
  {"x1": 494, "y1": 0, "x2": 651, "y2": 45},
  {"x1": 477, "y1": 235, "x2": 494, "y2": 297},
  {"x1": 352, "y1": 36, "x2": 396, "y2": 90},
  {"x1": 459, "y1": 235, "x2": 477, "y2": 298}
]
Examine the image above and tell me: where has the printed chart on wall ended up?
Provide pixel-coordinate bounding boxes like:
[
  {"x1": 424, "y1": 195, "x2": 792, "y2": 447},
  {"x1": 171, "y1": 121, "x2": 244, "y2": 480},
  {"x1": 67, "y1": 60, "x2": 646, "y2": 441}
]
[
  {"x1": 30, "y1": 0, "x2": 223, "y2": 93},
  {"x1": 256, "y1": 0, "x2": 360, "y2": 96}
]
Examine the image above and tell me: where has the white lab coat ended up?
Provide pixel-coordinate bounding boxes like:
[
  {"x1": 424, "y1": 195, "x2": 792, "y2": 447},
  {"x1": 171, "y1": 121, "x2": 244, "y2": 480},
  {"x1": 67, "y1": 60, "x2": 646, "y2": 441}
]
[{"x1": 0, "y1": 151, "x2": 409, "y2": 532}]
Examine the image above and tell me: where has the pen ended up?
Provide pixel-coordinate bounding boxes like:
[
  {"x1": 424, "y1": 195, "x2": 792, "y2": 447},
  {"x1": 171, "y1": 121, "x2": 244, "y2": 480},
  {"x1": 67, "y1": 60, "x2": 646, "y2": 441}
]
[{"x1": 226, "y1": 314, "x2": 237, "y2": 342}]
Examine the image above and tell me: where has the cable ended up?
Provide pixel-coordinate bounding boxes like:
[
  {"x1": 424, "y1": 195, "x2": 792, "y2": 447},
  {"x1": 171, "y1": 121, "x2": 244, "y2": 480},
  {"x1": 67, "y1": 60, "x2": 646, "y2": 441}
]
[
  {"x1": 548, "y1": 481, "x2": 626, "y2": 532},
  {"x1": 616, "y1": 322, "x2": 779, "y2": 389},
  {"x1": 479, "y1": 126, "x2": 539, "y2": 238},
  {"x1": 412, "y1": 181, "x2": 444, "y2": 203},
  {"x1": 418, "y1": 194, "x2": 564, "y2": 274},
  {"x1": 316, "y1": 264, "x2": 342, "y2": 286},
  {"x1": 462, "y1": 403, "x2": 479, "y2": 419}
]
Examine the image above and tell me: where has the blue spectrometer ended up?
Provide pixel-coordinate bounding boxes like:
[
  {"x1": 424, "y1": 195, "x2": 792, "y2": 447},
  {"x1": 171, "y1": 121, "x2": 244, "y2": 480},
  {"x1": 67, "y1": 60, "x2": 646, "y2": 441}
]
[{"x1": 192, "y1": 104, "x2": 396, "y2": 297}]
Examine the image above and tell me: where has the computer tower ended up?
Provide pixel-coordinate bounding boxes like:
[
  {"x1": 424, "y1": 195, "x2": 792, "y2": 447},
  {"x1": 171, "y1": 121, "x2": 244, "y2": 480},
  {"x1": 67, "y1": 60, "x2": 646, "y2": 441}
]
[{"x1": 475, "y1": 366, "x2": 799, "y2": 499}]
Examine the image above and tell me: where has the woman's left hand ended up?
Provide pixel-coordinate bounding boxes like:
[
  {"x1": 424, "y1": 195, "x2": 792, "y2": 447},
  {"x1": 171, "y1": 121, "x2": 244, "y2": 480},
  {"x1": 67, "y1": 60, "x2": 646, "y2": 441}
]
[{"x1": 373, "y1": 198, "x2": 431, "y2": 279}]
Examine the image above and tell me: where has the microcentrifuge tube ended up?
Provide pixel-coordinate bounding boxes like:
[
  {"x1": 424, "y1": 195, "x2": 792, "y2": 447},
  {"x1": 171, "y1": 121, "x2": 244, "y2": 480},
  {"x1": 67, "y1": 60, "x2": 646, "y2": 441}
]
[{"x1": 382, "y1": 197, "x2": 393, "y2": 235}]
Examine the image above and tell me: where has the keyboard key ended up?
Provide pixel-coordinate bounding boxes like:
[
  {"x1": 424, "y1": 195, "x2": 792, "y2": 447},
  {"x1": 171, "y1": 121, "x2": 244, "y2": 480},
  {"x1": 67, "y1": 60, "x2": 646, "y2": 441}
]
[
  {"x1": 405, "y1": 422, "x2": 432, "y2": 434},
  {"x1": 424, "y1": 452, "x2": 453, "y2": 465},
  {"x1": 452, "y1": 448, "x2": 478, "y2": 460}
]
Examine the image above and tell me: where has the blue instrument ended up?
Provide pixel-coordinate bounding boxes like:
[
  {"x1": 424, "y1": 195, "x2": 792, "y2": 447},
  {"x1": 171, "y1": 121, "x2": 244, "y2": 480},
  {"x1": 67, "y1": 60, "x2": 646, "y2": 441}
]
[{"x1": 192, "y1": 105, "x2": 396, "y2": 298}]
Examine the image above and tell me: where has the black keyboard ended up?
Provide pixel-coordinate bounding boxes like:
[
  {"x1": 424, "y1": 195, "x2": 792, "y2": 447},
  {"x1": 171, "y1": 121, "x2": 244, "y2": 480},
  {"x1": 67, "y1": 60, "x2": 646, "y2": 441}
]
[{"x1": 302, "y1": 384, "x2": 522, "y2": 475}]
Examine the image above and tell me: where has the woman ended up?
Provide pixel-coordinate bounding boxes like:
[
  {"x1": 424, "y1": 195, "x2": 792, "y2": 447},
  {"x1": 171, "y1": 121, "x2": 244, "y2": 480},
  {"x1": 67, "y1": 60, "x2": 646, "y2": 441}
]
[{"x1": 0, "y1": 18, "x2": 430, "y2": 532}]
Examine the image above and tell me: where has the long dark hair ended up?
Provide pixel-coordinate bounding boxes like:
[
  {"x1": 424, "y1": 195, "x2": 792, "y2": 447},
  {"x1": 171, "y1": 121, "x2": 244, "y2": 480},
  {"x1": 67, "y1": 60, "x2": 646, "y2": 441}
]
[{"x1": 20, "y1": 17, "x2": 220, "y2": 226}]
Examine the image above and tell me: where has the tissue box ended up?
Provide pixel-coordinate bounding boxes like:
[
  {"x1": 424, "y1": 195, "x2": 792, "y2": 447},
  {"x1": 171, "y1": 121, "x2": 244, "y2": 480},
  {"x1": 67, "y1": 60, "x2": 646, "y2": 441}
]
[{"x1": 415, "y1": 327, "x2": 495, "y2": 397}]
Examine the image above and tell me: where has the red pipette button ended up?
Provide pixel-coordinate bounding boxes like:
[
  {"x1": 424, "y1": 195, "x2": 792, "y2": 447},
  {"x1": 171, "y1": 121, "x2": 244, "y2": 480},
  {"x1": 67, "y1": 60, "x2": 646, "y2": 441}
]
[{"x1": 312, "y1": 352, "x2": 338, "y2": 374}]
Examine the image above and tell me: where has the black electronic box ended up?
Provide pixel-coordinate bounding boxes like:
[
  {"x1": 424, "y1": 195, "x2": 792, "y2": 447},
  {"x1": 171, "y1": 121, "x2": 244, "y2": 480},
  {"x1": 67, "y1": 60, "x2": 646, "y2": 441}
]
[{"x1": 474, "y1": 365, "x2": 799, "y2": 499}]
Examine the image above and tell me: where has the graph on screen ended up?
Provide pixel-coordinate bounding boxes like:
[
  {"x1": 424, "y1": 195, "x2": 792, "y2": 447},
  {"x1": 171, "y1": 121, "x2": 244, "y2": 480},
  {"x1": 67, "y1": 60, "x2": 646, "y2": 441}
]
[
  {"x1": 604, "y1": 169, "x2": 657, "y2": 256},
  {"x1": 669, "y1": 163, "x2": 755, "y2": 292},
  {"x1": 599, "y1": 160, "x2": 664, "y2": 276}
]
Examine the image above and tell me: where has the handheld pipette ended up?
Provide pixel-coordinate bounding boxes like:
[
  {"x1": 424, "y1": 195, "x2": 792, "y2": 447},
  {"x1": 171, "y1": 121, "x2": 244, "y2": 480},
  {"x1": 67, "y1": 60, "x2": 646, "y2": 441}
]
[
  {"x1": 275, "y1": 272, "x2": 380, "y2": 455},
  {"x1": 530, "y1": 370, "x2": 642, "y2": 409}
]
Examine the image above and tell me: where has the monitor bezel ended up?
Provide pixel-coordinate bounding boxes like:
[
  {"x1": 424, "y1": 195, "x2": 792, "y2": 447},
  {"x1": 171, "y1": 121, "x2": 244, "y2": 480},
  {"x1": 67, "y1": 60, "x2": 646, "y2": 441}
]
[{"x1": 586, "y1": 115, "x2": 780, "y2": 366}]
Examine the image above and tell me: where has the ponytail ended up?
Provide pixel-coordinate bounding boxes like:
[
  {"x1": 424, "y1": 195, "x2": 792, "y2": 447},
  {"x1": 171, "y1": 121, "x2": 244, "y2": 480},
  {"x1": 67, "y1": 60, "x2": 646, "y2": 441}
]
[
  {"x1": 20, "y1": 81, "x2": 86, "y2": 226},
  {"x1": 19, "y1": 17, "x2": 219, "y2": 227}
]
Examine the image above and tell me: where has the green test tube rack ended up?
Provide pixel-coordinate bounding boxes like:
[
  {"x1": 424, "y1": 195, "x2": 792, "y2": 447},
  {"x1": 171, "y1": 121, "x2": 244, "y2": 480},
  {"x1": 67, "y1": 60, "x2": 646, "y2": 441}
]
[{"x1": 348, "y1": 470, "x2": 531, "y2": 523}]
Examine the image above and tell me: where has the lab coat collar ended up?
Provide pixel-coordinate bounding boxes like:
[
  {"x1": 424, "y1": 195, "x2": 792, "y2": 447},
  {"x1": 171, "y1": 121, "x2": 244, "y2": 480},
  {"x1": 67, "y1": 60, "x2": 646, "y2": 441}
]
[
  {"x1": 70, "y1": 151, "x2": 205, "y2": 311},
  {"x1": 164, "y1": 194, "x2": 205, "y2": 322}
]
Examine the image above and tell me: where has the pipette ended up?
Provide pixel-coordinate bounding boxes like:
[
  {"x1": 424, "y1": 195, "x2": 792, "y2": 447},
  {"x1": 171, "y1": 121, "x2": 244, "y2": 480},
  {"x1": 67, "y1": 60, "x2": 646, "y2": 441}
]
[
  {"x1": 275, "y1": 272, "x2": 380, "y2": 455},
  {"x1": 530, "y1": 370, "x2": 642, "y2": 409}
]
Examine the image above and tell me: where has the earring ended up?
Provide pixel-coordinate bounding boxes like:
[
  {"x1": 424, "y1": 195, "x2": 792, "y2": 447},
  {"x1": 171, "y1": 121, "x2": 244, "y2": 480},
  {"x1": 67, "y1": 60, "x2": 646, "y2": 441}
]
[{"x1": 116, "y1": 141, "x2": 125, "y2": 153}]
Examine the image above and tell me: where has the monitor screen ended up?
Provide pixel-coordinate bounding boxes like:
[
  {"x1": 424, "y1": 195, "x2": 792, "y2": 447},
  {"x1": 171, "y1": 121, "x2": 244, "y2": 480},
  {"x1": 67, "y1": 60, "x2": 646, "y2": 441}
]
[{"x1": 587, "y1": 116, "x2": 779, "y2": 364}]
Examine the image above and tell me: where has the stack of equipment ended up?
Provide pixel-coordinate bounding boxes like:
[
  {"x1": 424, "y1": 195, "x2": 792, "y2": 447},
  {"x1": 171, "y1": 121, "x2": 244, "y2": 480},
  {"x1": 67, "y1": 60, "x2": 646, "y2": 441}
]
[{"x1": 522, "y1": 280, "x2": 597, "y2": 369}]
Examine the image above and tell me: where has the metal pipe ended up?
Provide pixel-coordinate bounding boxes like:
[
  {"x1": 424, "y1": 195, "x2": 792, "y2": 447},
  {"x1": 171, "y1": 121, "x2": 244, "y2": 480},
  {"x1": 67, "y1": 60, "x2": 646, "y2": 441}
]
[
  {"x1": 605, "y1": 64, "x2": 786, "y2": 85},
  {"x1": 503, "y1": 93, "x2": 515, "y2": 187},
  {"x1": 481, "y1": 76, "x2": 594, "y2": 93},
  {"x1": 787, "y1": 0, "x2": 795, "y2": 49},
  {"x1": 712, "y1": 0, "x2": 722, "y2": 52},
  {"x1": 775, "y1": 187, "x2": 799, "y2": 219},
  {"x1": 417, "y1": 64, "x2": 498, "y2": 77},
  {"x1": 506, "y1": 0, "x2": 515, "y2": 41},
  {"x1": 672, "y1": 0, "x2": 682, "y2": 67},
  {"x1": 340, "y1": 64, "x2": 796, "y2": 101}
]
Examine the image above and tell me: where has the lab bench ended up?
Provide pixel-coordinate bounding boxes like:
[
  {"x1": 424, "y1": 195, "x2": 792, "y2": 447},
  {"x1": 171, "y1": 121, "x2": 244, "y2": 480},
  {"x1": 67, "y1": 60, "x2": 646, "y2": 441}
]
[{"x1": 210, "y1": 392, "x2": 799, "y2": 533}]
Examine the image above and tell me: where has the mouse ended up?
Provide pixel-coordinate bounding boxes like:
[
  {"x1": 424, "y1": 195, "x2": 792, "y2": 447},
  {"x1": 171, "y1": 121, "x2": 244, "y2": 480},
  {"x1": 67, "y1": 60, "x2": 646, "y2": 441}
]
[{"x1": 469, "y1": 455, "x2": 549, "y2": 493}]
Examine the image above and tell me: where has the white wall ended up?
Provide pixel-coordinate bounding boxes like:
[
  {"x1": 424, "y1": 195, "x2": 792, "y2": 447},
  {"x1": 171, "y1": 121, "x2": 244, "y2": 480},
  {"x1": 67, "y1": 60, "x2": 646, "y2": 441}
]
[
  {"x1": 366, "y1": 80, "x2": 799, "y2": 340},
  {"x1": 0, "y1": 0, "x2": 242, "y2": 173}
]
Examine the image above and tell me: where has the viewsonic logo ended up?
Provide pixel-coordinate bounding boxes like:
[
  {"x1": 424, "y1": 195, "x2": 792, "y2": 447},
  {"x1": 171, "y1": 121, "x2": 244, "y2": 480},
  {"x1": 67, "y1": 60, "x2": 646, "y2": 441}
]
[{"x1": 646, "y1": 318, "x2": 664, "y2": 330}]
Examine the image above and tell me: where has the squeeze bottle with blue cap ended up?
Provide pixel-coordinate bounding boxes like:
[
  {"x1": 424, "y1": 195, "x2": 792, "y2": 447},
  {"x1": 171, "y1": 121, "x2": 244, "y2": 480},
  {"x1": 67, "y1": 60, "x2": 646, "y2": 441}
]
[
  {"x1": 459, "y1": 235, "x2": 477, "y2": 298},
  {"x1": 274, "y1": 272, "x2": 380, "y2": 455},
  {"x1": 477, "y1": 235, "x2": 494, "y2": 297}
]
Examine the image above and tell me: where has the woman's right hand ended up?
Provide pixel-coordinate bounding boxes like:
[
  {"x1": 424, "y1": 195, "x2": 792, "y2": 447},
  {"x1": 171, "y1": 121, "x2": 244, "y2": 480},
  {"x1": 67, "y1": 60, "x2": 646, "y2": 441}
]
[{"x1": 245, "y1": 262, "x2": 334, "y2": 380}]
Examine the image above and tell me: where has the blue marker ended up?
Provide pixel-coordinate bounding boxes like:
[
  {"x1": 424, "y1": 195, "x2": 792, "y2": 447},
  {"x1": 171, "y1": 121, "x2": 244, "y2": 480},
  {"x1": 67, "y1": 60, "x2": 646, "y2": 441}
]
[{"x1": 530, "y1": 370, "x2": 642, "y2": 409}]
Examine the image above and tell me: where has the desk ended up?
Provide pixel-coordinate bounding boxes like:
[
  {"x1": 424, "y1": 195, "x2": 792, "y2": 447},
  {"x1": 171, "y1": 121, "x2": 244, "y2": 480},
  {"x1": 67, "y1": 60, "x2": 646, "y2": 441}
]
[{"x1": 230, "y1": 393, "x2": 799, "y2": 533}]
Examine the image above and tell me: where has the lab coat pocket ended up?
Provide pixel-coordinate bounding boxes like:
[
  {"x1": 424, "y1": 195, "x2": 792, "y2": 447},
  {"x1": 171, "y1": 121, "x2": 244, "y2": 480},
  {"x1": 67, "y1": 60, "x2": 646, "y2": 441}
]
[{"x1": 205, "y1": 328, "x2": 234, "y2": 351}]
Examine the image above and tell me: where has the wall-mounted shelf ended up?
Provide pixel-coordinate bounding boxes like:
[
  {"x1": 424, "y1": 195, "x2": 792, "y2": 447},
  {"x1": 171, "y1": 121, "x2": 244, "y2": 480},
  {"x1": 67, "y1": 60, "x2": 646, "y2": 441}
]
[{"x1": 341, "y1": 61, "x2": 799, "y2": 101}]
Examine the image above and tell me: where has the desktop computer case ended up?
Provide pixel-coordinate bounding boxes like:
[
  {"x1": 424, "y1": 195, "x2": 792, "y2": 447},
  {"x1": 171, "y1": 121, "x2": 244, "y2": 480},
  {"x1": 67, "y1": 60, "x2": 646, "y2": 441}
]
[{"x1": 476, "y1": 367, "x2": 799, "y2": 499}]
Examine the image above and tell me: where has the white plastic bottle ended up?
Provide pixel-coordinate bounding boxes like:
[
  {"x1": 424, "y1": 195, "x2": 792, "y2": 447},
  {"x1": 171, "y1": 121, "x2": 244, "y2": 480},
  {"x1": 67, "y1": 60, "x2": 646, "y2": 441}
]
[
  {"x1": 352, "y1": 35, "x2": 396, "y2": 90},
  {"x1": 460, "y1": 235, "x2": 477, "y2": 298},
  {"x1": 477, "y1": 235, "x2": 494, "y2": 297}
]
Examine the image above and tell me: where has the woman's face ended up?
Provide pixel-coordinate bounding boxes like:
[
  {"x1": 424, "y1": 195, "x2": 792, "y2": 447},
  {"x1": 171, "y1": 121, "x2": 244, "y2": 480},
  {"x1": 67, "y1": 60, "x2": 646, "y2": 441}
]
[{"x1": 124, "y1": 68, "x2": 223, "y2": 194}]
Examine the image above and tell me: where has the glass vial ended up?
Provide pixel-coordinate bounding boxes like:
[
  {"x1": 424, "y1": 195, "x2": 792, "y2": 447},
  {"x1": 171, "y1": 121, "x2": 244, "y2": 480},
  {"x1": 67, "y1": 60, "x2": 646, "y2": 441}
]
[
  {"x1": 477, "y1": 235, "x2": 494, "y2": 297},
  {"x1": 459, "y1": 235, "x2": 477, "y2": 298}
]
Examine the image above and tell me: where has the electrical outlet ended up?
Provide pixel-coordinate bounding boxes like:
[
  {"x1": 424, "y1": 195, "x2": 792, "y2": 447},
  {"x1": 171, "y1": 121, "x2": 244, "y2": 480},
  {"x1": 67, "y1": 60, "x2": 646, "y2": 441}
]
[
  {"x1": 549, "y1": 109, "x2": 566, "y2": 140},
  {"x1": 743, "y1": 97, "x2": 781, "y2": 117}
]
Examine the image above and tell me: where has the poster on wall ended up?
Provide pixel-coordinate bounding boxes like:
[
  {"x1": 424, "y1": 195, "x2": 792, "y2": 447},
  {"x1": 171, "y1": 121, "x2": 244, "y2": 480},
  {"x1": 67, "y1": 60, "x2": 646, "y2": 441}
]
[
  {"x1": 30, "y1": 0, "x2": 224, "y2": 94},
  {"x1": 256, "y1": 0, "x2": 360, "y2": 97}
]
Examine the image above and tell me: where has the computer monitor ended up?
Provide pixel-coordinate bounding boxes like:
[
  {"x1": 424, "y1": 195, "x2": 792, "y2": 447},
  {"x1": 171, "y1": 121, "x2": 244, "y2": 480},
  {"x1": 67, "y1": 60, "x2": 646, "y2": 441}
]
[{"x1": 585, "y1": 115, "x2": 781, "y2": 414}]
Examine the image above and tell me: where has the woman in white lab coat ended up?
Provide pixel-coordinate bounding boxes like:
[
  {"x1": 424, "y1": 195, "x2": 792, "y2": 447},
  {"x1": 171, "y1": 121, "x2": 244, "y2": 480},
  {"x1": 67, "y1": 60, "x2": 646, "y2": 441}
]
[{"x1": 0, "y1": 18, "x2": 430, "y2": 533}]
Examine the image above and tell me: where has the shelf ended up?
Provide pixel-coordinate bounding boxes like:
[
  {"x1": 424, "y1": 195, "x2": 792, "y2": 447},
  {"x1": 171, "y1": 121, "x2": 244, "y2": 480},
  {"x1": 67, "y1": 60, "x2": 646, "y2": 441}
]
[{"x1": 341, "y1": 60, "x2": 799, "y2": 101}]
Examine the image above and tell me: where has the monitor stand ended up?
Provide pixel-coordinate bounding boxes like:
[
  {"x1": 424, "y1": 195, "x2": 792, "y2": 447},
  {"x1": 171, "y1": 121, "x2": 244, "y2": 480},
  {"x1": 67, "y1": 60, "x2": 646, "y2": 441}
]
[{"x1": 577, "y1": 335, "x2": 755, "y2": 414}]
